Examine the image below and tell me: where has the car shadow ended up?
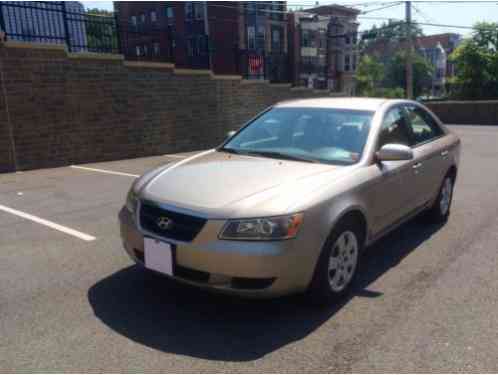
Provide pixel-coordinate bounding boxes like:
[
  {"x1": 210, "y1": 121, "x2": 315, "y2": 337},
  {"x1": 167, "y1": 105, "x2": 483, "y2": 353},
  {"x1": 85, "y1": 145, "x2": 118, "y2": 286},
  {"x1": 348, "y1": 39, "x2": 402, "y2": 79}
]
[{"x1": 88, "y1": 217, "x2": 444, "y2": 362}]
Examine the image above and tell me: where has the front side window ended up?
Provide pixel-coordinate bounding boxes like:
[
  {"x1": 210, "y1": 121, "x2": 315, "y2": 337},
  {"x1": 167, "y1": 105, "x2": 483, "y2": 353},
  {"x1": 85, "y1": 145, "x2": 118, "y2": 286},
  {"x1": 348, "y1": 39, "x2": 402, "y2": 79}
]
[
  {"x1": 378, "y1": 107, "x2": 413, "y2": 149},
  {"x1": 404, "y1": 105, "x2": 444, "y2": 145},
  {"x1": 222, "y1": 108, "x2": 374, "y2": 166}
]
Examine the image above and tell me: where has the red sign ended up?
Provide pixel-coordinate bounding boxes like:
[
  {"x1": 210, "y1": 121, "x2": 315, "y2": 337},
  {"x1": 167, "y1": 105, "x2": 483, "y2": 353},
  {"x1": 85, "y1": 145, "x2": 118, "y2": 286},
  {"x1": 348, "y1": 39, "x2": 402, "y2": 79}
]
[{"x1": 249, "y1": 55, "x2": 264, "y2": 74}]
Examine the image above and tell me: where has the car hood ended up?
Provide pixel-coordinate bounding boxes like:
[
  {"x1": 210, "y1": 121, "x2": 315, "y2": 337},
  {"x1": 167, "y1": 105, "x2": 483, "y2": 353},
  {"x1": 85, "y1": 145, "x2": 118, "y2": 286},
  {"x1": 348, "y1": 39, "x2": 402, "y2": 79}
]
[{"x1": 140, "y1": 150, "x2": 352, "y2": 218}]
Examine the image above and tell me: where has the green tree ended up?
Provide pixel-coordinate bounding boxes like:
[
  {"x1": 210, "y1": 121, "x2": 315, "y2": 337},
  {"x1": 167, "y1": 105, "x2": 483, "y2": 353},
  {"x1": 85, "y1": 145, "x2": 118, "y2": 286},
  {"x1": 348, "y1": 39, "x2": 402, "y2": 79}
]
[
  {"x1": 85, "y1": 8, "x2": 118, "y2": 53},
  {"x1": 356, "y1": 52, "x2": 431, "y2": 98},
  {"x1": 449, "y1": 22, "x2": 498, "y2": 99},
  {"x1": 356, "y1": 55, "x2": 385, "y2": 96},
  {"x1": 385, "y1": 51, "x2": 434, "y2": 98},
  {"x1": 360, "y1": 20, "x2": 423, "y2": 49}
]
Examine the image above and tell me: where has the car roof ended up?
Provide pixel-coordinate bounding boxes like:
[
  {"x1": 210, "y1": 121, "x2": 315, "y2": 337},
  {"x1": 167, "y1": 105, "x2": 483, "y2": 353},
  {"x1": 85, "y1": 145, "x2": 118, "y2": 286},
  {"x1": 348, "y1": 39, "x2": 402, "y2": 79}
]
[{"x1": 274, "y1": 97, "x2": 391, "y2": 112}]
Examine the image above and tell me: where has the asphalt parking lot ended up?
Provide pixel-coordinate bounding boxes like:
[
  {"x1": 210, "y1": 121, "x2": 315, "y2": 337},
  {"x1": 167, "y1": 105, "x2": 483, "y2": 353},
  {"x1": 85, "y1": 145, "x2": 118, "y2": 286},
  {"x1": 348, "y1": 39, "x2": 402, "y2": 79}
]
[{"x1": 1, "y1": 125, "x2": 498, "y2": 372}]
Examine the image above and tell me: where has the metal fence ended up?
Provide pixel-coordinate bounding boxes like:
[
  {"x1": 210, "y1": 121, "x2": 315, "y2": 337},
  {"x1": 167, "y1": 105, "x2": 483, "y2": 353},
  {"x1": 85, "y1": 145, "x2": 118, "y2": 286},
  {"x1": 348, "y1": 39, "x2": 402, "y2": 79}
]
[
  {"x1": 238, "y1": 50, "x2": 289, "y2": 82},
  {"x1": 0, "y1": 2, "x2": 290, "y2": 82},
  {"x1": 0, "y1": 1, "x2": 119, "y2": 53}
]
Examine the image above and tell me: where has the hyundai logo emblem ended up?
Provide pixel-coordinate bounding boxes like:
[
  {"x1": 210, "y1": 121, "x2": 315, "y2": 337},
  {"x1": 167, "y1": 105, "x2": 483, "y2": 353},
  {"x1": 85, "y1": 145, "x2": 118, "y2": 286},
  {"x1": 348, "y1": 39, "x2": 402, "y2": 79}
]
[{"x1": 156, "y1": 216, "x2": 173, "y2": 230}]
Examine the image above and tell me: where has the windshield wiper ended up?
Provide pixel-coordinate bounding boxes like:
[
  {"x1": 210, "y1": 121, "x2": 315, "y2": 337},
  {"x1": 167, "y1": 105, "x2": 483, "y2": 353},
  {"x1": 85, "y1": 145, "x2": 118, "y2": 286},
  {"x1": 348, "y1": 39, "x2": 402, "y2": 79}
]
[
  {"x1": 243, "y1": 150, "x2": 320, "y2": 163},
  {"x1": 219, "y1": 147, "x2": 242, "y2": 154}
]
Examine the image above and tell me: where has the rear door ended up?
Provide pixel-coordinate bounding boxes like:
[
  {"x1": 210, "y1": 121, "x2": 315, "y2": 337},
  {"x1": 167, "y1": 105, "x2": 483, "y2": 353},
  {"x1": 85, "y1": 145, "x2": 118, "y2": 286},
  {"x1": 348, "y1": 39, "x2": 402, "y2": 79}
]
[{"x1": 403, "y1": 104, "x2": 449, "y2": 204}]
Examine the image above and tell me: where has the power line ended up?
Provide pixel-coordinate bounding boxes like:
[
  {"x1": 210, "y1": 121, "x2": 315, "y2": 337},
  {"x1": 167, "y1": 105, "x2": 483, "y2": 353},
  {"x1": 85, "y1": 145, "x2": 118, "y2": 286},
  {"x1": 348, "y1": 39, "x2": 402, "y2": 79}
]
[{"x1": 361, "y1": 2, "x2": 403, "y2": 14}]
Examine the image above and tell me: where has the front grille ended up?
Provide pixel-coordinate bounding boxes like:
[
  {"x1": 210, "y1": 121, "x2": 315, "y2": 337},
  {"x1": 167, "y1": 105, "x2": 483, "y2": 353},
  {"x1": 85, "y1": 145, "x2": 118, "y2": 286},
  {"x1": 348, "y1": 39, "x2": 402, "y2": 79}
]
[{"x1": 139, "y1": 200, "x2": 207, "y2": 242}]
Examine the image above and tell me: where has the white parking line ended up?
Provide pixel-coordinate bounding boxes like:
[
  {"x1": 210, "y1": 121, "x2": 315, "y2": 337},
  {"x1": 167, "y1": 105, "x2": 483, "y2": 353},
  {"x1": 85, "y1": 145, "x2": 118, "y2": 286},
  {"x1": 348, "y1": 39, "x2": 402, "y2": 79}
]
[
  {"x1": 0, "y1": 204, "x2": 96, "y2": 241},
  {"x1": 70, "y1": 165, "x2": 139, "y2": 178}
]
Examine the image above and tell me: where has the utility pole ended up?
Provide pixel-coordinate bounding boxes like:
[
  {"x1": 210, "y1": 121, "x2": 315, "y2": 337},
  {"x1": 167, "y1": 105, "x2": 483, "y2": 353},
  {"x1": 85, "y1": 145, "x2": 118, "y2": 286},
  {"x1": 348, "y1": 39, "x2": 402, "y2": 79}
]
[{"x1": 405, "y1": 1, "x2": 414, "y2": 99}]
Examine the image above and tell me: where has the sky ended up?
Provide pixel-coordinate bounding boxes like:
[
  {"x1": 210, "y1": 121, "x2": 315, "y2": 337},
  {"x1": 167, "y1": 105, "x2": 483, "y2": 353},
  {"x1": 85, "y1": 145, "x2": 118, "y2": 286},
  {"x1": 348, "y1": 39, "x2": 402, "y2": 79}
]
[{"x1": 81, "y1": 0, "x2": 498, "y2": 36}]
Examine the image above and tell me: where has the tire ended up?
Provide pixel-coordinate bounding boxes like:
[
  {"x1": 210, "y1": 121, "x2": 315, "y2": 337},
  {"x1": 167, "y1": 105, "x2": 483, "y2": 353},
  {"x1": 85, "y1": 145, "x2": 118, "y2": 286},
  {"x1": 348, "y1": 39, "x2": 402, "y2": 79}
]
[
  {"x1": 307, "y1": 218, "x2": 363, "y2": 305},
  {"x1": 427, "y1": 173, "x2": 454, "y2": 223}
]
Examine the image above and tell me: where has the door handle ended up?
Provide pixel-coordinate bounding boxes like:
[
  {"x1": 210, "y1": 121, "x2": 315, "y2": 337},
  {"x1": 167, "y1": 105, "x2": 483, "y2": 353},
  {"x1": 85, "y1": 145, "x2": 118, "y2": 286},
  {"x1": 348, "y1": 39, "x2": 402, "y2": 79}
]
[
  {"x1": 441, "y1": 150, "x2": 449, "y2": 157},
  {"x1": 412, "y1": 162, "x2": 422, "y2": 169}
]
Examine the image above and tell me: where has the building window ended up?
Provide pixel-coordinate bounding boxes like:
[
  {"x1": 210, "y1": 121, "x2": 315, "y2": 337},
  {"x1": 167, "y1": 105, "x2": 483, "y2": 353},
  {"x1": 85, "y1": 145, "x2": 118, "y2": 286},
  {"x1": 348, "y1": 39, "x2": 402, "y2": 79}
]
[
  {"x1": 194, "y1": 2, "x2": 204, "y2": 20},
  {"x1": 185, "y1": 3, "x2": 193, "y2": 20},
  {"x1": 247, "y1": 26, "x2": 256, "y2": 50},
  {"x1": 257, "y1": 25, "x2": 265, "y2": 50},
  {"x1": 153, "y1": 42, "x2": 160, "y2": 56},
  {"x1": 271, "y1": 1, "x2": 281, "y2": 21},
  {"x1": 302, "y1": 29, "x2": 312, "y2": 48},
  {"x1": 143, "y1": 44, "x2": 148, "y2": 56},
  {"x1": 344, "y1": 54, "x2": 351, "y2": 71},
  {"x1": 130, "y1": 15, "x2": 137, "y2": 28},
  {"x1": 135, "y1": 45, "x2": 142, "y2": 56},
  {"x1": 150, "y1": 10, "x2": 157, "y2": 23},
  {"x1": 166, "y1": 7, "x2": 174, "y2": 25},
  {"x1": 272, "y1": 28, "x2": 280, "y2": 52},
  {"x1": 247, "y1": 2, "x2": 256, "y2": 14},
  {"x1": 345, "y1": 35, "x2": 351, "y2": 45},
  {"x1": 318, "y1": 29, "x2": 326, "y2": 48},
  {"x1": 139, "y1": 13, "x2": 146, "y2": 24},
  {"x1": 352, "y1": 54, "x2": 357, "y2": 71},
  {"x1": 272, "y1": 29, "x2": 280, "y2": 43}
]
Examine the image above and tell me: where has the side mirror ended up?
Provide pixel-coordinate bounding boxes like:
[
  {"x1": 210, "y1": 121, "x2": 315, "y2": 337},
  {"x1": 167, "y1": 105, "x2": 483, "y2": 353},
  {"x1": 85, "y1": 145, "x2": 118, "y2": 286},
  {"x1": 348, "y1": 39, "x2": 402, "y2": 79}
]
[
  {"x1": 376, "y1": 144, "x2": 413, "y2": 162},
  {"x1": 226, "y1": 130, "x2": 236, "y2": 139}
]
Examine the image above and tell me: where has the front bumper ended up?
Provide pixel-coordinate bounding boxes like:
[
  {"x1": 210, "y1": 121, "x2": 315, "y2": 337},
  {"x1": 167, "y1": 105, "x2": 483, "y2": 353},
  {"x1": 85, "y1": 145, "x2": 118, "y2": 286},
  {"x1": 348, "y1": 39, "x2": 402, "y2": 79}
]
[{"x1": 118, "y1": 207, "x2": 317, "y2": 297}]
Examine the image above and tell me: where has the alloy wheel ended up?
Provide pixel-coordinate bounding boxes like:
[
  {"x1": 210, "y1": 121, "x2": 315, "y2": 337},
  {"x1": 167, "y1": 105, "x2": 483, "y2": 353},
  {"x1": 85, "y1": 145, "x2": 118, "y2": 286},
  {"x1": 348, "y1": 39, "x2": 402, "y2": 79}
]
[
  {"x1": 328, "y1": 230, "x2": 359, "y2": 292},
  {"x1": 440, "y1": 177, "x2": 453, "y2": 216}
]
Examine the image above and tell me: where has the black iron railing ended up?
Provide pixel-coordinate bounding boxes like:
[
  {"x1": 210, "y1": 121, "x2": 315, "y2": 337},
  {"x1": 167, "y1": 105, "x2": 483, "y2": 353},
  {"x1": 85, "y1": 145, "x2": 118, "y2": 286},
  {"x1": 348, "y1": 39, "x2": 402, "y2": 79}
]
[
  {"x1": 238, "y1": 50, "x2": 289, "y2": 82},
  {"x1": 0, "y1": 1, "x2": 119, "y2": 53}
]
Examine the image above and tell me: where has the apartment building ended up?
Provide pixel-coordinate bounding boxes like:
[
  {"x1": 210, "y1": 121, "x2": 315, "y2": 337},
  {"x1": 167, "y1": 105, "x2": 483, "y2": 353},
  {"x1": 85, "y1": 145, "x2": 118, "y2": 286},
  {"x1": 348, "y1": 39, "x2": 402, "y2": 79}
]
[
  {"x1": 115, "y1": 1, "x2": 288, "y2": 81},
  {"x1": 288, "y1": 4, "x2": 360, "y2": 93}
]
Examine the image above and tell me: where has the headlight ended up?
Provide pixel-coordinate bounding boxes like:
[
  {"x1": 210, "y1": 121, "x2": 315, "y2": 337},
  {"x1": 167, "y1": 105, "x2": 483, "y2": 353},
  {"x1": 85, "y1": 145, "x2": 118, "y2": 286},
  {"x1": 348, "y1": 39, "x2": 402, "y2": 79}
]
[
  {"x1": 219, "y1": 213, "x2": 304, "y2": 240},
  {"x1": 126, "y1": 189, "x2": 138, "y2": 214}
]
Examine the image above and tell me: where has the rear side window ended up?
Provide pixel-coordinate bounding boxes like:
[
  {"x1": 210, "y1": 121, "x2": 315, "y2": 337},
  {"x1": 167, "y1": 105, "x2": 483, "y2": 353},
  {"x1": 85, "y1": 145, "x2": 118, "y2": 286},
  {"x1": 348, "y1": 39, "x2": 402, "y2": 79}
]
[
  {"x1": 404, "y1": 105, "x2": 443, "y2": 145},
  {"x1": 378, "y1": 107, "x2": 413, "y2": 149}
]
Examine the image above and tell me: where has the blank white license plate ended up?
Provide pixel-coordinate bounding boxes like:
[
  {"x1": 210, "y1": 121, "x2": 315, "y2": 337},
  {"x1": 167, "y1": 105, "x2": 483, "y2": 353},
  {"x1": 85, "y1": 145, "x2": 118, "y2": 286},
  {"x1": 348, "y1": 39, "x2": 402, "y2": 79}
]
[{"x1": 144, "y1": 238, "x2": 173, "y2": 276}]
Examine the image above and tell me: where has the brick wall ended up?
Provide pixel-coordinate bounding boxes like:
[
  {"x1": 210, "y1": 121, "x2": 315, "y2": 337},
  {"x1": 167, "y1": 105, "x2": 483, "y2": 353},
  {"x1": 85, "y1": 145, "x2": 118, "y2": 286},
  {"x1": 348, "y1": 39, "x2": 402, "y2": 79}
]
[
  {"x1": 0, "y1": 41, "x2": 339, "y2": 173},
  {"x1": 426, "y1": 101, "x2": 498, "y2": 126}
]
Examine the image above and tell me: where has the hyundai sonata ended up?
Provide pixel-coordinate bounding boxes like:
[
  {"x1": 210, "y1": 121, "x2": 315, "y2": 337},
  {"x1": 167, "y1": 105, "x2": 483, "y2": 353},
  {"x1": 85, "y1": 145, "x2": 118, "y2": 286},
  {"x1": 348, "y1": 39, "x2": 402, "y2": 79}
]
[{"x1": 119, "y1": 98, "x2": 460, "y2": 303}]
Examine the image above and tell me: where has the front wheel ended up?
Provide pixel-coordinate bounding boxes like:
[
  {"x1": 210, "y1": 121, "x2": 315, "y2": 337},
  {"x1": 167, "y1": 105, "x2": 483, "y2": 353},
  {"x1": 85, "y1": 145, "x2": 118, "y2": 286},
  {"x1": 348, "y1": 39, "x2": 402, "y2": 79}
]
[
  {"x1": 427, "y1": 174, "x2": 454, "y2": 222},
  {"x1": 307, "y1": 220, "x2": 362, "y2": 304}
]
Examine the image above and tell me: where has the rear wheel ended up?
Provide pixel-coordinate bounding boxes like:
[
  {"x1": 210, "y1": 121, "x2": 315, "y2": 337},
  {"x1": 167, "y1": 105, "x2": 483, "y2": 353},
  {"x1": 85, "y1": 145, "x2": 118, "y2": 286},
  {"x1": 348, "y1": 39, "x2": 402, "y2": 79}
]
[
  {"x1": 427, "y1": 174, "x2": 454, "y2": 222},
  {"x1": 308, "y1": 219, "x2": 363, "y2": 304}
]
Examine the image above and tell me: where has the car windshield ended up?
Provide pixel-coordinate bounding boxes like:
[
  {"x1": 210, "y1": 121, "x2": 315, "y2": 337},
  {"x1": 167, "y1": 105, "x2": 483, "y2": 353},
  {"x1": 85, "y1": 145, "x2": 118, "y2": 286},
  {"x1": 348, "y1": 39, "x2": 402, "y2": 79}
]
[{"x1": 221, "y1": 107, "x2": 374, "y2": 165}]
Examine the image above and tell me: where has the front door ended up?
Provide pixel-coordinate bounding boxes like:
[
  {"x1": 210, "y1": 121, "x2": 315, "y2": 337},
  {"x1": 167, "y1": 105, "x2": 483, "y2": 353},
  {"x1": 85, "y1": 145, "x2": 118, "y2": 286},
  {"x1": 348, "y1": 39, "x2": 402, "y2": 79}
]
[{"x1": 367, "y1": 107, "x2": 420, "y2": 237}]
